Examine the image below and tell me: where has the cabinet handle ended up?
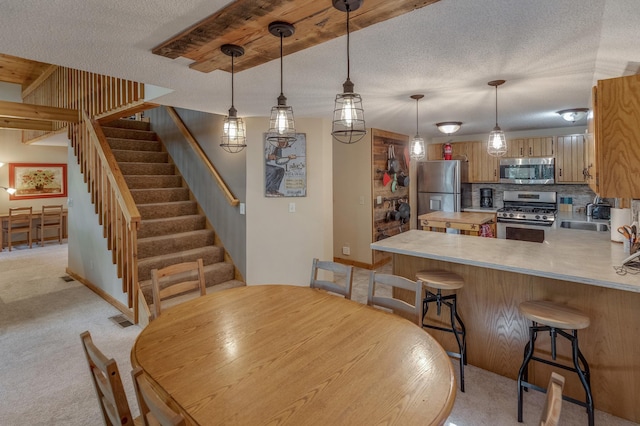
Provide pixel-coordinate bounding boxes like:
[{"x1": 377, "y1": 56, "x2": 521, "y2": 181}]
[
  {"x1": 529, "y1": 147, "x2": 532, "y2": 156},
  {"x1": 494, "y1": 169, "x2": 497, "y2": 177},
  {"x1": 559, "y1": 168, "x2": 562, "y2": 177},
  {"x1": 520, "y1": 147, "x2": 523, "y2": 156}
]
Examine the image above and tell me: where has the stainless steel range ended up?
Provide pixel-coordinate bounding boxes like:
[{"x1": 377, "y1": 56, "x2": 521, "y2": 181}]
[{"x1": 496, "y1": 190, "x2": 557, "y2": 243}]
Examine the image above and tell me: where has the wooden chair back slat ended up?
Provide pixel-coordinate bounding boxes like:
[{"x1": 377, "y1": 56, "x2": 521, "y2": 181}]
[
  {"x1": 80, "y1": 331, "x2": 134, "y2": 426},
  {"x1": 367, "y1": 272, "x2": 423, "y2": 326},
  {"x1": 151, "y1": 258, "x2": 206, "y2": 319},
  {"x1": 310, "y1": 258, "x2": 354, "y2": 299},
  {"x1": 131, "y1": 367, "x2": 186, "y2": 426}
]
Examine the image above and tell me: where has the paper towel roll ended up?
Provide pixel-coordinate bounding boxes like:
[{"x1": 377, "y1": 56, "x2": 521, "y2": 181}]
[{"x1": 611, "y1": 208, "x2": 631, "y2": 242}]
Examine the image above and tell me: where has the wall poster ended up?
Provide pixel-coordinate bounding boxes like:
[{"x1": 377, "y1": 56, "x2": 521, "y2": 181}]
[
  {"x1": 9, "y1": 163, "x2": 67, "y2": 200},
  {"x1": 264, "y1": 133, "x2": 306, "y2": 197}
]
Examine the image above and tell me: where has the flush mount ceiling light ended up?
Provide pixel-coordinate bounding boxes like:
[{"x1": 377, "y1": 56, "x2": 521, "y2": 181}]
[
  {"x1": 435, "y1": 121, "x2": 463, "y2": 135},
  {"x1": 557, "y1": 108, "x2": 589, "y2": 123},
  {"x1": 409, "y1": 94, "x2": 425, "y2": 160},
  {"x1": 220, "y1": 44, "x2": 247, "y2": 154},
  {"x1": 487, "y1": 79, "x2": 507, "y2": 157},
  {"x1": 266, "y1": 21, "x2": 296, "y2": 148},
  {"x1": 331, "y1": 0, "x2": 366, "y2": 144}
]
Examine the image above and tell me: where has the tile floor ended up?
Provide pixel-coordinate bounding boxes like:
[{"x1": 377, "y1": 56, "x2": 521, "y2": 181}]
[{"x1": 351, "y1": 262, "x2": 637, "y2": 425}]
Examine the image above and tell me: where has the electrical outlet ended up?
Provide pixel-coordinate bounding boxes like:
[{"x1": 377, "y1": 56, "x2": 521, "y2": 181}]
[
  {"x1": 359, "y1": 196, "x2": 365, "y2": 205},
  {"x1": 342, "y1": 246, "x2": 350, "y2": 255},
  {"x1": 289, "y1": 202, "x2": 296, "y2": 213},
  {"x1": 239, "y1": 203, "x2": 245, "y2": 215}
]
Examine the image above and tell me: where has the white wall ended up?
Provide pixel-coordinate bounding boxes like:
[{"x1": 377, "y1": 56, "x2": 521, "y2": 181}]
[
  {"x1": 246, "y1": 117, "x2": 334, "y2": 285},
  {"x1": 0, "y1": 129, "x2": 68, "y2": 213},
  {"x1": 66, "y1": 147, "x2": 125, "y2": 305}
]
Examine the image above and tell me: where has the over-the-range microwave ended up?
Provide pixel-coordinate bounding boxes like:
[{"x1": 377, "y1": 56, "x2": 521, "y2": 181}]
[{"x1": 499, "y1": 157, "x2": 555, "y2": 184}]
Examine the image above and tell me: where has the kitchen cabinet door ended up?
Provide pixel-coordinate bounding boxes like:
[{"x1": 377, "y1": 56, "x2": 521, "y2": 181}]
[
  {"x1": 556, "y1": 135, "x2": 586, "y2": 183},
  {"x1": 592, "y1": 74, "x2": 640, "y2": 197},
  {"x1": 469, "y1": 141, "x2": 498, "y2": 182},
  {"x1": 506, "y1": 137, "x2": 553, "y2": 157},
  {"x1": 427, "y1": 143, "x2": 443, "y2": 160},
  {"x1": 585, "y1": 86, "x2": 598, "y2": 192}
]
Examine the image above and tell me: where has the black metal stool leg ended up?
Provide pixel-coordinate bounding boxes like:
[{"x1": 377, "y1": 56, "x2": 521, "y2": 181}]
[
  {"x1": 571, "y1": 331, "x2": 594, "y2": 426},
  {"x1": 517, "y1": 325, "x2": 536, "y2": 423},
  {"x1": 449, "y1": 295, "x2": 466, "y2": 392}
]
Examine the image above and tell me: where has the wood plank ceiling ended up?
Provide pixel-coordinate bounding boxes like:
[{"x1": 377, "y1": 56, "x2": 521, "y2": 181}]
[
  {"x1": 0, "y1": 54, "x2": 79, "y2": 131},
  {"x1": 153, "y1": 0, "x2": 440, "y2": 73}
]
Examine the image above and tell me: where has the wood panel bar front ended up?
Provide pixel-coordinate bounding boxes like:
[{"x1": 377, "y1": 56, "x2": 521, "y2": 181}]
[{"x1": 391, "y1": 253, "x2": 640, "y2": 423}]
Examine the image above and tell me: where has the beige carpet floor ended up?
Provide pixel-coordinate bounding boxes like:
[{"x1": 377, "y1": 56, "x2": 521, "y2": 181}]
[{"x1": 0, "y1": 243, "x2": 636, "y2": 425}]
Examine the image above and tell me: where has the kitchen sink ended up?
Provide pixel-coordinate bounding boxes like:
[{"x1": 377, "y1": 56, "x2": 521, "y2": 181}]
[{"x1": 559, "y1": 220, "x2": 609, "y2": 232}]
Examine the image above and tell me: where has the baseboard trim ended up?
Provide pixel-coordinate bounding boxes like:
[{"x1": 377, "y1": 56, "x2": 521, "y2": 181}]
[{"x1": 65, "y1": 267, "x2": 134, "y2": 322}]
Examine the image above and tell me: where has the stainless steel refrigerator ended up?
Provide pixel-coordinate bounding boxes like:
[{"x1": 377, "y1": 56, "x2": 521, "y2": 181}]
[{"x1": 417, "y1": 160, "x2": 471, "y2": 215}]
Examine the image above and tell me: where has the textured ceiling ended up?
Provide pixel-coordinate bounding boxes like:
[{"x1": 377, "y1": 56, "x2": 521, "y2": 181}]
[{"x1": 0, "y1": 0, "x2": 638, "y2": 140}]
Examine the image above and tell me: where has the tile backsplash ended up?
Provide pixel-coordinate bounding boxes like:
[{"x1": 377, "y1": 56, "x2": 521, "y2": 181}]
[{"x1": 469, "y1": 183, "x2": 639, "y2": 223}]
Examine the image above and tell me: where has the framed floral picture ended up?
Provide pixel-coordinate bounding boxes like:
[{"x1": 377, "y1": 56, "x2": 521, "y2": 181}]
[{"x1": 9, "y1": 163, "x2": 67, "y2": 200}]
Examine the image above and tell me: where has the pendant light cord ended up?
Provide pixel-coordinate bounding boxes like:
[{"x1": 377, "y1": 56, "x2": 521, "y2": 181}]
[
  {"x1": 494, "y1": 85, "x2": 498, "y2": 127},
  {"x1": 415, "y1": 98, "x2": 419, "y2": 135},
  {"x1": 346, "y1": 8, "x2": 351, "y2": 80},
  {"x1": 231, "y1": 54, "x2": 235, "y2": 108},
  {"x1": 279, "y1": 32, "x2": 284, "y2": 96}
]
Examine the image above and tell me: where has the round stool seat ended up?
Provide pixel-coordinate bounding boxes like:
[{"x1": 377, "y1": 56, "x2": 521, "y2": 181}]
[
  {"x1": 416, "y1": 270, "x2": 464, "y2": 290},
  {"x1": 519, "y1": 300, "x2": 590, "y2": 330}
]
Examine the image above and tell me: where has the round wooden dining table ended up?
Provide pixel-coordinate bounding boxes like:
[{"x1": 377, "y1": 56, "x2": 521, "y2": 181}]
[{"x1": 131, "y1": 285, "x2": 456, "y2": 425}]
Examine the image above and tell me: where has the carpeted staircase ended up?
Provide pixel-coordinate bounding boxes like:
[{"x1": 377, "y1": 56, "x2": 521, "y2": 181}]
[{"x1": 101, "y1": 119, "x2": 244, "y2": 307}]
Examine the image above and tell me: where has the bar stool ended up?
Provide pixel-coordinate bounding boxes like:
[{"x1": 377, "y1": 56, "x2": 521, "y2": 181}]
[
  {"x1": 517, "y1": 300, "x2": 593, "y2": 426},
  {"x1": 416, "y1": 270, "x2": 467, "y2": 392}
]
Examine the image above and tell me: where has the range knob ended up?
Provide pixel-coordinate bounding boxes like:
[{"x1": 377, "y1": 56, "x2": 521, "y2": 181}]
[
  {"x1": 509, "y1": 213, "x2": 514, "y2": 218},
  {"x1": 542, "y1": 215, "x2": 547, "y2": 220},
  {"x1": 535, "y1": 215, "x2": 541, "y2": 220}
]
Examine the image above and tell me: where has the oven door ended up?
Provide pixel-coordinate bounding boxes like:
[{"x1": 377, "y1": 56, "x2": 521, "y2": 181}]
[{"x1": 496, "y1": 219, "x2": 551, "y2": 243}]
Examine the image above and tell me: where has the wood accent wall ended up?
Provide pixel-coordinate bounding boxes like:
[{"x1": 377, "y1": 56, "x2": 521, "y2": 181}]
[
  {"x1": 371, "y1": 129, "x2": 410, "y2": 266},
  {"x1": 22, "y1": 66, "x2": 145, "y2": 143}
]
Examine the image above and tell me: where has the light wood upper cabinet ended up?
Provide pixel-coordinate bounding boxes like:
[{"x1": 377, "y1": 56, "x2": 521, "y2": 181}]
[
  {"x1": 585, "y1": 86, "x2": 598, "y2": 191},
  {"x1": 589, "y1": 74, "x2": 640, "y2": 198},
  {"x1": 427, "y1": 143, "x2": 443, "y2": 160},
  {"x1": 506, "y1": 137, "x2": 554, "y2": 158},
  {"x1": 468, "y1": 141, "x2": 498, "y2": 183},
  {"x1": 555, "y1": 135, "x2": 586, "y2": 183}
]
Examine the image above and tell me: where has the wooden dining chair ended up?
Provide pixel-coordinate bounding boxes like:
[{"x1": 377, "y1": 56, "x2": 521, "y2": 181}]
[
  {"x1": 3, "y1": 207, "x2": 33, "y2": 251},
  {"x1": 131, "y1": 367, "x2": 186, "y2": 426},
  {"x1": 367, "y1": 272, "x2": 424, "y2": 326},
  {"x1": 80, "y1": 331, "x2": 136, "y2": 426},
  {"x1": 151, "y1": 258, "x2": 206, "y2": 319},
  {"x1": 38, "y1": 204, "x2": 63, "y2": 246},
  {"x1": 539, "y1": 372, "x2": 565, "y2": 426},
  {"x1": 310, "y1": 258, "x2": 354, "y2": 299}
]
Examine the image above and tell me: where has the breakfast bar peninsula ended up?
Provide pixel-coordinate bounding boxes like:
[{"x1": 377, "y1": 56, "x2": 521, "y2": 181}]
[{"x1": 371, "y1": 229, "x2": 640, "y2": 423}]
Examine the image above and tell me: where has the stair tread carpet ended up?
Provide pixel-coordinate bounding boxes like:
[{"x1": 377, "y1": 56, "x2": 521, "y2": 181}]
[
  {"x1": 136, "y1": 201, "x2": 197, "y2": 219},
  {"x1": 137, "y1": 229, "x2": 214, "y2": 259},
  {"x1": 107, "y1": 138, "x2": 161, "y2": 152}
]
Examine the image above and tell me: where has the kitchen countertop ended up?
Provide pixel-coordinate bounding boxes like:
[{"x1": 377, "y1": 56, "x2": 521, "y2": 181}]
[
  {"x1": 371, "y1": 224, "x2": 640, "y2": 293},
  {"x1": 462, "y1": 207, "x2": 499, "y2": 213}
]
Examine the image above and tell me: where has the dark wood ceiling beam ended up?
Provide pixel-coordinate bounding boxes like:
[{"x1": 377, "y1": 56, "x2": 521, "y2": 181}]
[
  {"x1": 153, "y1": 0, "x2": 440, "y2": 73},
  {"x1": 0, "y1": 117, "x2": 54, "y2": 131},
  {"x1": 0, "y1": 100, "x2": 79, "y2": 123}
]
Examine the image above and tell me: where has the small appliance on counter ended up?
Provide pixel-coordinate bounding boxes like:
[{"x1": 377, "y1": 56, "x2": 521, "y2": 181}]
[
  {"x1": 586, "y1": 195, "x2": 611, "y2": 220},
  {"x1": 480, "y1": 188, "x2": 493, "y2": 208}
]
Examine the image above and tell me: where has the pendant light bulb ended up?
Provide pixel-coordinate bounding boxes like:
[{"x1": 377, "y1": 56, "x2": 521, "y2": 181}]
[
  {"x1": 331, "y1": 0, "x2": 366, "y2": 144},
  {"x1": 487, "y1": 80, "x2": 507, "y2": 157},
  {"x1": 267, "y1": 22, "x2": 297, "y2": 148},
  {"x1": 409, "y1": 94, "x2": 425, "y2": 160},
  {"x1": 220, "y1": 44, "x2": 247, "y2": 154}
]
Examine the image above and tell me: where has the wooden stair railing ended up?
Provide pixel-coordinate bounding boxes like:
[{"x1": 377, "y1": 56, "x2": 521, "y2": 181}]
[
  {"x1": 164, "y1": 106, "x2": 239, "y2": 206},
  {"x1": 70, "y1": 110, "x2": 142, "y2": 321}
]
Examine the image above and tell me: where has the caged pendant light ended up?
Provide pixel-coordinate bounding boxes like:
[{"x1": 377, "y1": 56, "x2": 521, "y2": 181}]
[
  {"x1": 487, "y1": 79, "x2": 507, "y2": 157},
  {"x1": 266, "y1": 21, "x2": 297, "y2": 148},
  {"x1": 331, "y1": 0, "x2": 366, "y2": 144},
  {"x1": 409, "y1": 94, "x2": 425, "y2": 160},
  {"x1": 220, "y1": 44, "x2": 247, "y2": 153}
]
